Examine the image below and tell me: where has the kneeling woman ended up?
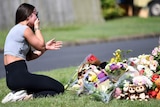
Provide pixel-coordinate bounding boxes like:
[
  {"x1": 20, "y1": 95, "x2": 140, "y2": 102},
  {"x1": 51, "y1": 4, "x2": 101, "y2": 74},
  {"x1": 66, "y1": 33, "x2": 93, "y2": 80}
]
[{"x1": 3, "y1": 3, "x2": 64, "y2": 102}]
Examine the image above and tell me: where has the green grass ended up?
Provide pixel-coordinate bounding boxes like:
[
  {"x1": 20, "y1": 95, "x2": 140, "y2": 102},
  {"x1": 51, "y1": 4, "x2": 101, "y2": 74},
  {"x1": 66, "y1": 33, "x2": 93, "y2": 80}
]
[
  {"x1": 0, "y1": 67, "x2": 160, "y2": 107},
  {"x1": 1, "y1": 17, "x2": 160, "y2": 49},
  {"x1": 1, "y1": 17, "x2": 160, "y2": 106},
  {"x1": 42, "y1": 17, "x2": 160, "y2": 42}
]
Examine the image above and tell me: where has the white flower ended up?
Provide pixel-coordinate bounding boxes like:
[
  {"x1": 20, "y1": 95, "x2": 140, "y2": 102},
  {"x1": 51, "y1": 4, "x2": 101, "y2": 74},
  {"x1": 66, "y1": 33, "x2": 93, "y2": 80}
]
[
  {"x1": 132, "y1": 76, "x2": 153, "y2": 88},
  {"x1": 152, "y1": 47, "x2": 158, "y2": 56},
  {"x1": 149, "y1": 60, "x2": 159, "y2": 72}
]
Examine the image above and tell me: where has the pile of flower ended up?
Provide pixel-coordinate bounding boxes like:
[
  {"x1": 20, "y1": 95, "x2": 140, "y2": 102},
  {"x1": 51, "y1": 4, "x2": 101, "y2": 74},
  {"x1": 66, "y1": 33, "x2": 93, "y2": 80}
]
[{"x1": 65, "y1": 46, "x2": 160, "y2": 103}]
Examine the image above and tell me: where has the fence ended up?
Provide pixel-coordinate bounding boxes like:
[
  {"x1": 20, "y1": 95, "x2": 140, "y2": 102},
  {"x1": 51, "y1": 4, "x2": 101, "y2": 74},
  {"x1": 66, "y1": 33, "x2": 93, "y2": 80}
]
[{"x1": 0, "y1": 0, "x2": 104, "y2": 29}]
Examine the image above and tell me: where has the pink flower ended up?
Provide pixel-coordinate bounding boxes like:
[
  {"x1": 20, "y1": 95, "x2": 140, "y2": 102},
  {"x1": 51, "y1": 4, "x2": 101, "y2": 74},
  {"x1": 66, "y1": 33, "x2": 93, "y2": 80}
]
[{"x1": 152, "y1": 47, "x2": 158, "y2": 56}]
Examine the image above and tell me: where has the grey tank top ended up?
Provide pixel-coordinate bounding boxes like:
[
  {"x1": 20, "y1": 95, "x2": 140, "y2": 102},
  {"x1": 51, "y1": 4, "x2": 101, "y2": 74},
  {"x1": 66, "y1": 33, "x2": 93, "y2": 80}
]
[{"x1": 4, "y1": 24, "x2": 30, "y2": 60}]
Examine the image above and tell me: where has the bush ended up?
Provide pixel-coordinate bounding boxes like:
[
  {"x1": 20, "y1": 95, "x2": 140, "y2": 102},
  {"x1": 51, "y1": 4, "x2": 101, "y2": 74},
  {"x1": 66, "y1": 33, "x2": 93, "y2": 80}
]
[{"x1": 100, "y1": 0, "x2": 125, "y2": 20}]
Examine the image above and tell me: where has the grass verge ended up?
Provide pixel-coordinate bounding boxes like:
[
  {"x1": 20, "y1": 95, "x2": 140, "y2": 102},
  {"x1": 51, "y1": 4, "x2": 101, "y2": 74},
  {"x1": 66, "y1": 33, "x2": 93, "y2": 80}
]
[
  {"x1": 0, "y1": 17, "x2": 160, "y2": 49},
  {"x1": 0, "y1": 67, "x2": 160, "y2": 107},
  {"x1": 1, "y1": 16, "x2": 160, "y2": 106}
]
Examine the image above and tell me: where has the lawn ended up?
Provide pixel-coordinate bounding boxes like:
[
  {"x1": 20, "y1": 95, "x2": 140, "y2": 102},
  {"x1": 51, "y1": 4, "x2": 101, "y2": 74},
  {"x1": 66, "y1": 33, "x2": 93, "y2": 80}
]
[
  {"x1": 42, "y1": 17, "x2": 160, "y2": 42},
  {"x1": 1, "y1": 17, "x2": 160, "y2": 106},
  {"x1": 0, "y1": 17, "x2": 160, "y2": 49},
  {"x1": 0, "y1": 67, "x2": 160, "y2": 107}
]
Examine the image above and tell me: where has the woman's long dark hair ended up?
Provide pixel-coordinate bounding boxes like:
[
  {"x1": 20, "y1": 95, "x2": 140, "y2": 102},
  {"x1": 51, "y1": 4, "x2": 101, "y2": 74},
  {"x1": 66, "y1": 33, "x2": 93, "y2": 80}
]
[{"x1": 15, "y1": 3, "x2": 35, "y2": 25}]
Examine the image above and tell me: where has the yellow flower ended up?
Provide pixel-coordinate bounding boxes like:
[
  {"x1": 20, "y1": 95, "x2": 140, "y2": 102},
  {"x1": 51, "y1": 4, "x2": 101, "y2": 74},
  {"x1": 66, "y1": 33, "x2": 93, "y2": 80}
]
[
  {"x1": 110, "y1": 49, "x2": 122, "y2": 63},
  {"x1": 110, "y1": 58, "x2": 115, "y2": 63}
]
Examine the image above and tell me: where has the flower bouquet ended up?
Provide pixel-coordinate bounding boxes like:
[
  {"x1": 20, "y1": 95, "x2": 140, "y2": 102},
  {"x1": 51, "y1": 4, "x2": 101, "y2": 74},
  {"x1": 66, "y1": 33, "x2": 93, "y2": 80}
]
[
  {"x1": 105, "y1": 49, "x2": 130, "y2": 82},
  {"x1": 152, "y1": 46, "x2": 160, "y2": 72},
  {"x1": 65, "y1": 45, "x2": 160, "y2": 103}
]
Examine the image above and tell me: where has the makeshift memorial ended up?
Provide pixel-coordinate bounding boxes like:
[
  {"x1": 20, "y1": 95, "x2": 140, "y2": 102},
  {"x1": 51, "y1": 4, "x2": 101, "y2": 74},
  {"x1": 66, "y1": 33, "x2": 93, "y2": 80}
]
[{"x1": 65, "y1": 45, "x2": 160, "y2": 103}]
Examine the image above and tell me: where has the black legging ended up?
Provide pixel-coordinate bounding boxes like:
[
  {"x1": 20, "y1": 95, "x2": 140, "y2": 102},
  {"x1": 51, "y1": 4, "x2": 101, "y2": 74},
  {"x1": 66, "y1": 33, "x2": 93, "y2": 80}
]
[{"x1": 5, "y1": 60, "x2": 64, "y2": 98}]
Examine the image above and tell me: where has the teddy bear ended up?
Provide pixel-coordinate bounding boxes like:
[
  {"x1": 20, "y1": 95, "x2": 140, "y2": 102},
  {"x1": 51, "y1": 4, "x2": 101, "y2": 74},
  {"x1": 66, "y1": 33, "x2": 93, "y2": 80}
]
[
  {"x1": 153, "y1": 77, "x2": 160, "y2": 99},
  {"x1": 127, "y1": 84, "x2": 137, "y2": 101},
  {"x1": 135, "y1": 84, "x2": 149, "y2": 101}
]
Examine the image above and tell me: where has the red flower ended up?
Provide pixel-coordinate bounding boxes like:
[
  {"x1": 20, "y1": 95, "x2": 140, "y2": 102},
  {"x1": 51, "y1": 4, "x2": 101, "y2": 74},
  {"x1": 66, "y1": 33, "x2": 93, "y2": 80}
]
[
  {"x1": 87, "y1": 54, "x2": 100, "y2": 65},
  {"x1": 151, "y1": 74, "x2": 160, "y2": 82},
  {"x1": 148, "y1": 90, "x2": 157, "y2": 98},
  {"x1": 87, "y1": 54, "x2": 98, "y2": 62}
]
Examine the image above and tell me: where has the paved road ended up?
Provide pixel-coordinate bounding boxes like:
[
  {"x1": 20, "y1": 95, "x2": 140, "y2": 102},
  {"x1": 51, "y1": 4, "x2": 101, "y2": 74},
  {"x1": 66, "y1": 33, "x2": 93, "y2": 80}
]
[{"x1": 0, "y1": 36, "x2": 159, "y2": 78}]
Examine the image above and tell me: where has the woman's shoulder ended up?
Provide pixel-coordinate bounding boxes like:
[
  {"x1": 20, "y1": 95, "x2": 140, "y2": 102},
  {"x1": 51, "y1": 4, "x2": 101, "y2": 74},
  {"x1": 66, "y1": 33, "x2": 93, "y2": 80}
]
[
  {"x1": 16, "y1": 24, "x2": 28, "y2": 29},
  {"x1": 7, "y1": 24, "x2": 29, "y2": 37},
  {"x1": 11, "y1": 24, "x2": 28, "y2": 32}
]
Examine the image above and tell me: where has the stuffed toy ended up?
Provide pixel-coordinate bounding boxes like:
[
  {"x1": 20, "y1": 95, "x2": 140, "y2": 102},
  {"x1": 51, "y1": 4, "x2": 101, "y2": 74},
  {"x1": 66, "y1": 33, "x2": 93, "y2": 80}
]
[
  {"x1": 153, "y1": 77, "x2": 160, "y2": 99},
  {"x1": 127, "y1": 84, "x2": 137, "y2": 101},
  {"x1": 135, "y1": 85, "x2": 149, "y2": 101}
]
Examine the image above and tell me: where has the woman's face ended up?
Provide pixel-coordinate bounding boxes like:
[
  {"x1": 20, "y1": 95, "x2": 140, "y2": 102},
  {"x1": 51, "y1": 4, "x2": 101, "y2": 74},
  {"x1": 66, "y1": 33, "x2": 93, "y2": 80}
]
[{"x1": 27, "y1": 9, "x2": 38, "y2": 27}]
